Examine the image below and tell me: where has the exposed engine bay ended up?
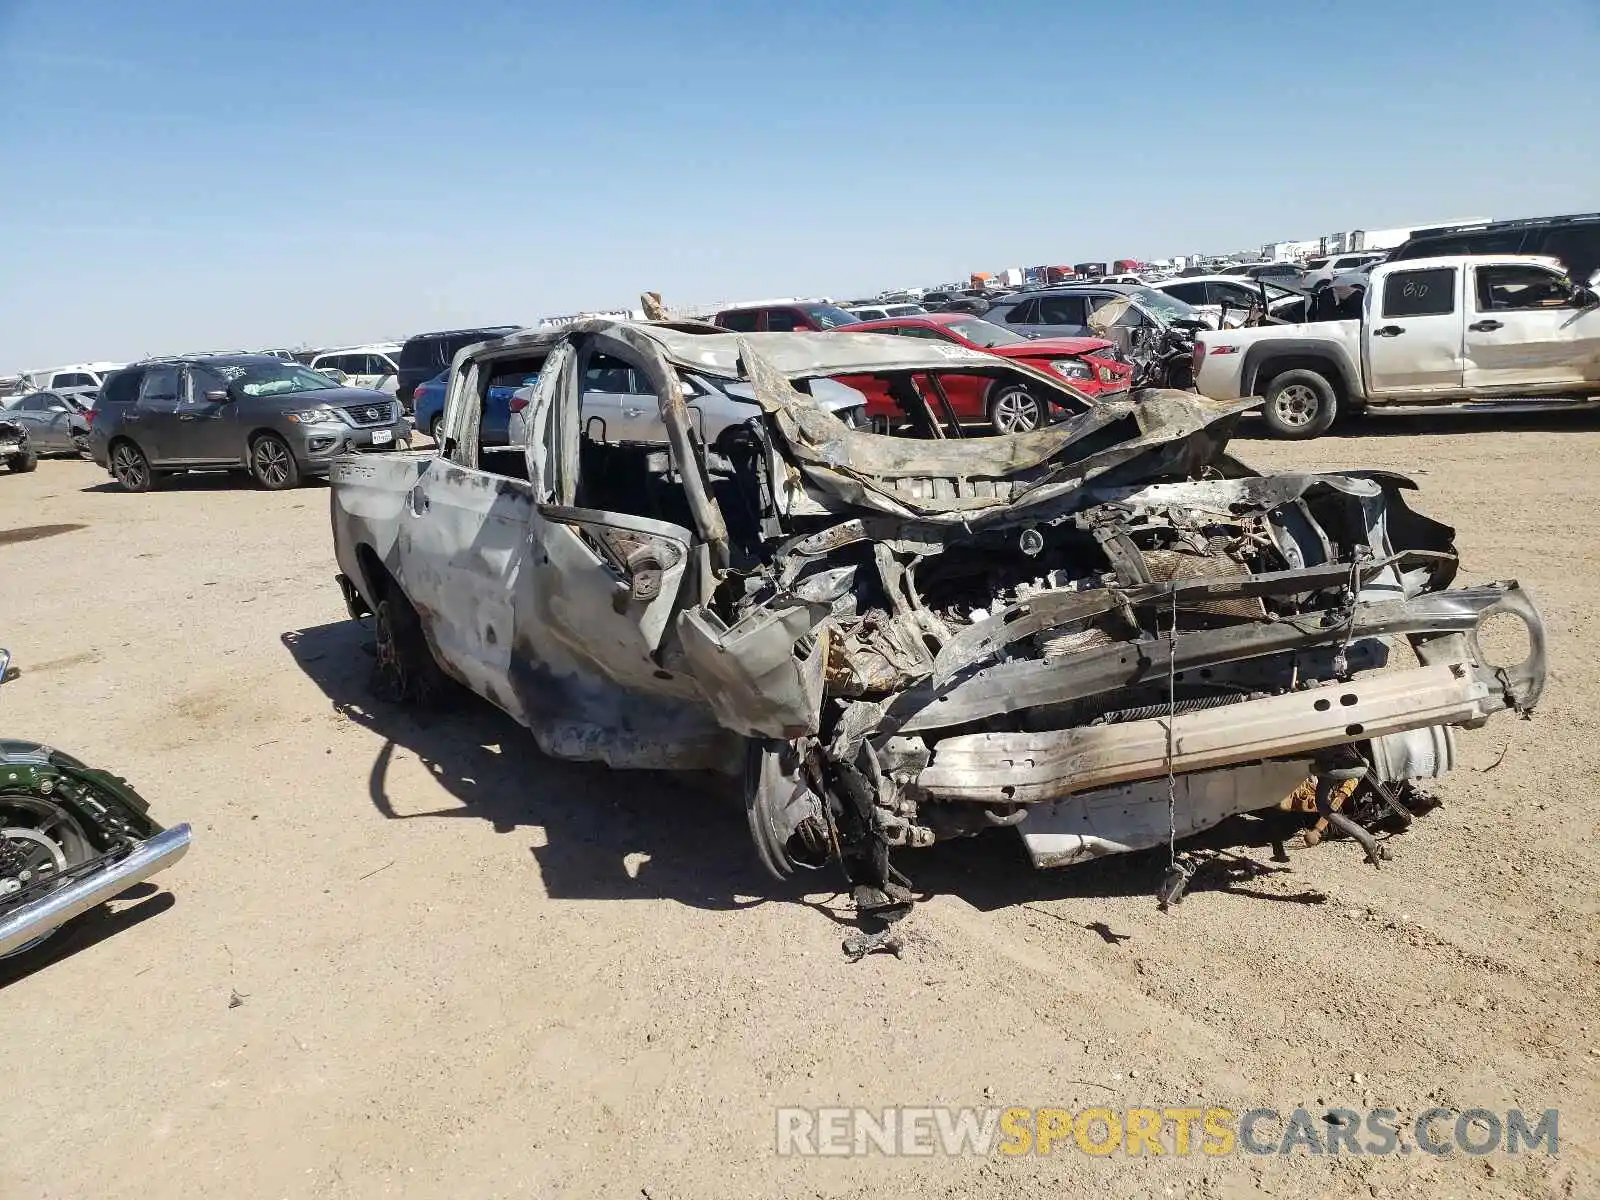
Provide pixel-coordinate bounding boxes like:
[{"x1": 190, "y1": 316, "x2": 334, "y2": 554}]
[{"x1": 667, "y1": 337, "x2": 1545, "y2": 932}]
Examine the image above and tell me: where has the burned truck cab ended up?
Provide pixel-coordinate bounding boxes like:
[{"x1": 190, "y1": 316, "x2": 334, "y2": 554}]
[{"x1": 330, "y1": 317, "x2": 1546, "y2": 916}]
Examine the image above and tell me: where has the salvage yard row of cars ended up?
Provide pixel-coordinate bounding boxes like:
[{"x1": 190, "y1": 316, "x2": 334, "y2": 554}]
[
  {"x1": 5, "y1": 254, "x2": 1597, "y2": 495},
  {"x1": 1, "y1": 235, "x2": 1579, "y2": 952},
  {"x1": 7, "y1": 213, "x2": 1600, "y2": 483}
]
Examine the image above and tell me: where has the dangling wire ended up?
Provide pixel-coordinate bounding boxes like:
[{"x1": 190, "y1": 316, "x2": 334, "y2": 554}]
[
  {"x1": 1157, "y1": 586, "x2": 1196, "y2": 910},
  {"x1": 1166, "y1": 587, "x2": 1179, "y2": 866}
]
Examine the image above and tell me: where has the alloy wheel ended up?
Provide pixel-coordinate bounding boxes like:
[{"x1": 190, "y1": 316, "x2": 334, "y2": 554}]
[
  {"x1": 111, "y1": 443, "x2": 148, "y2": 490},
  {"x1": 253, "y1": 438, "x2": 292, "y2": 487},
  {"x1": 1272, "y1": 384, "x2": 1319, "y2": 428},
  {"x1": 991, "y1": 388, "x2": 1042, "y2": 433}
]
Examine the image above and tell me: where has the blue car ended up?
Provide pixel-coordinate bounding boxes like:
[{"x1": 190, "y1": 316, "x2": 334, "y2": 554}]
[{"x1": 414, "y1": 368, "x2": 539, "y2": 445}]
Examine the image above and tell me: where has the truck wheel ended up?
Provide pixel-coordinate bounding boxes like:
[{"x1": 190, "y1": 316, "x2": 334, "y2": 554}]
[
  {"x1": 372, "y1": 586, "x2": 448, "y2": 706},
  {"x1": 1261, "y1": 370, "x2": 1338, "y2": 439},
  {"x1": 744, "y1": 740, "x2": 831, "y2": 880}
]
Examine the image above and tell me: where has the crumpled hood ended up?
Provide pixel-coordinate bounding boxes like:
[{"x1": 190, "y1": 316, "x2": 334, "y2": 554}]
[
  {"x1": 991, "y1": 336, "x2": 1116, "y2": 359},
  {"x1": 737, "y1": 337, "x2": 1258, "y2": 521}
]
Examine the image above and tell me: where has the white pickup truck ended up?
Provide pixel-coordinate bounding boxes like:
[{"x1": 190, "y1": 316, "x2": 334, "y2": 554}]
[{"x1": 1193, "y1": 254, "x2": 1600, "y2": 437}]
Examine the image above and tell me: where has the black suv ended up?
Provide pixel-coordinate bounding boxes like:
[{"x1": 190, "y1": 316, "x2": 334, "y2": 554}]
[
  {"x1": 396, "y1": 326, "x2": 521, "y2": 408},
  {"x1": 89, "y1": 356, "x2": 409, "y2": 491},
  {"x1": 1390, "y1": 213, "x2": 1600, "y2": 285}
]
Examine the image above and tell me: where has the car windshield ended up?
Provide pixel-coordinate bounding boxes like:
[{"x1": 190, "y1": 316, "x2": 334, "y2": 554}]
[
  {"x1": 944, "y1": 317, "x2": 1027, "y2": 347},
  {"x1": 220, "y1": 362, "x2": 342, "y2": 398},
  {"x1": 1128, "y1": 287, "x2": 1202, "y2": 322},
  {"x1": 801, "y1": 304, "x2": 861, "y2": 329}
]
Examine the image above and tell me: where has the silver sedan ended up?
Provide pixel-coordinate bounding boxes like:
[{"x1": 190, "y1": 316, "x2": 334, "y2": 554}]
[{"x1": 1, "y1": 391, "x2": 91, "y2": 455}]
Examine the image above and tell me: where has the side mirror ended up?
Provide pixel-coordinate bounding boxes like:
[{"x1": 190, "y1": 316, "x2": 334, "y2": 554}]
[
  {"x1": 204, "y1": 389, "x2": 232, "y2": 403},
  {"x1": 1574, "y1": 285, "x2": 1599, "y2": 309}
]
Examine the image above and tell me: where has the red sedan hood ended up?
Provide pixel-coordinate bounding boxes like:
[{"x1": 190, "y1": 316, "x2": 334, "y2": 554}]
[{"x1": 988, "y1": 336, "x2": 1116, "y2": 359}]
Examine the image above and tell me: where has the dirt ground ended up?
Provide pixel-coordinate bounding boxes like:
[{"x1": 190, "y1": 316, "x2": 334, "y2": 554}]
[{"x1": 1, "y1": 410, "x2": 1596, "y2": 1199}]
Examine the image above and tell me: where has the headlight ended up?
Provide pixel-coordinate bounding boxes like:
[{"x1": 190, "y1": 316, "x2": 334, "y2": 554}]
[
  {"x1": 285, "y1": 406, "x2": 341, "y2": 424},
  {"x1": 1096, "y1": 364, "x2": 1117, "y2": 383},
  {"x1": 1048, "y1": 359, "x2": 1093, "y2": 381}
]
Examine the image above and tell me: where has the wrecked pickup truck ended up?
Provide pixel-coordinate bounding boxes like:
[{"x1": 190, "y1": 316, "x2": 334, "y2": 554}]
[{"x1": 330, "y1": 319, "x2": 1545, "y2": 915}]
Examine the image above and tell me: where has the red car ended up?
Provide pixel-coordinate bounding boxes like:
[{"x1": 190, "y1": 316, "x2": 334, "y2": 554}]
[{"x1": 828, "y1": 313, "x2": 1132, "y2": 434}]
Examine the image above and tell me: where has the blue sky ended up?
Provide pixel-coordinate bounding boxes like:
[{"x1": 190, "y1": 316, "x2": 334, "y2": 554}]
[{"x1": 2, "y1": 0, "x2": 1597, "y2": 367}]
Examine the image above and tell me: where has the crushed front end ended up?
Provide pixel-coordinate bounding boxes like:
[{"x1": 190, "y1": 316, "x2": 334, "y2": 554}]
[{"x1": 684, "y1": 348, "x2": 1546, "y2": 913}]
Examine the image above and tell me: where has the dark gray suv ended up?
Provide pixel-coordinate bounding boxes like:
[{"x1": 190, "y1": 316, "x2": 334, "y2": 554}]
[{"x1": 90, "y1": 356, "x2": 410, "y2": 491}]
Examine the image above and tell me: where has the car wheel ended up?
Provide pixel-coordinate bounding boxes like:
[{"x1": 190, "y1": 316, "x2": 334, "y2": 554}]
[
  {"x1": 249, "y1": 433, "x2": 301, "y2": 490},
  {"x1": 1261, "y1": 370, "x2": 1338, "y2": 439},
  {"x1": 429, "y1": 416, "x2": 444, "y2": 444},
  {"x1": 7, "y1": 449, "x2": 38, "y2": 473},
  {"x1": 744, "y1": 739, "x2": 830, "y2": 880},
  {"x1": 108, "y1": 440, "x2": 152, "y2": 491},
  {"x1": 988, "y1": 385, "x2": 1044, "y2": 434},
  {"x1": 72, "y1": 432, "x2": 90, "y2": 458},
  {"x1": 372, "y1": 587, "x2": 448, "y2": 706}
]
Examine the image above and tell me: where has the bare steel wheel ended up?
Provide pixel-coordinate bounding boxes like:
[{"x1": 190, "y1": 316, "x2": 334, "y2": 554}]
[
  {"x1": 249, "y1": 433, "x2": 301, "y2": 490},
  {"x1": 372, "y1": 587, "x2": 448, "y2": 705},
  {"x1": 109, "y1": 440, "x2": 153, "y2": 491},
  {"x1": 988, "y1": 385, "x2": 1044, "y2": 434}
]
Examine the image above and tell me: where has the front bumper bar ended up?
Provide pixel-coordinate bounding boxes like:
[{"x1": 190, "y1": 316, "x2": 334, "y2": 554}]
[
  {"x1": 916, "y1": 664, "x2": 1497, "y2": 805},
  {"x1": 889, "y1": 581, "x2": 1544, "y2": 736}
]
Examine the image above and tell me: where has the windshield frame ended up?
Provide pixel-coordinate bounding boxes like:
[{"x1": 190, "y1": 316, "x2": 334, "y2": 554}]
[
  {"x1": 1128, "y1": 286, "x2": 1203, "y2": 323},
  {"x1": 214, "y1": 360, "x2": 344, "y2": 400},
  {"x1": 800, "y1": 304, "x2": 862, "y2": 330},
  {"x1": 943, "y1": 317, "x2": 1029, "y2": 348}
]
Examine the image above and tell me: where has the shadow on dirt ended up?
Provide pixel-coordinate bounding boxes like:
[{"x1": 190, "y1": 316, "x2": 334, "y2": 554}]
[
  {"x1": 81, "y1": 472, "x2": 331, "y2": 494},
  {"x1": 1234, "y1": 405, "x2": 1600, "y2": 441},
  {"x1": 0, "y1": 523, "x2": 86, "y2": 547},
  {"x1": 281, "y1": 619, "x2": 1378, "y2": 920},
  {"x1": 0, "y1": 886, "x2": 175, "y2": 988},
  {"x1": 281, "y1": 620, "x2": 805, "y2": 913},
  {"x1": 901, "y1": 804, "x2": 1344, "y2": 916}
]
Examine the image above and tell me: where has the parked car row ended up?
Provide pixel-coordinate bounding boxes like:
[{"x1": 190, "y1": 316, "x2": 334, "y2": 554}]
[{"x1": 21, "y1": 215, "x2": 1600, "y2": 497}]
